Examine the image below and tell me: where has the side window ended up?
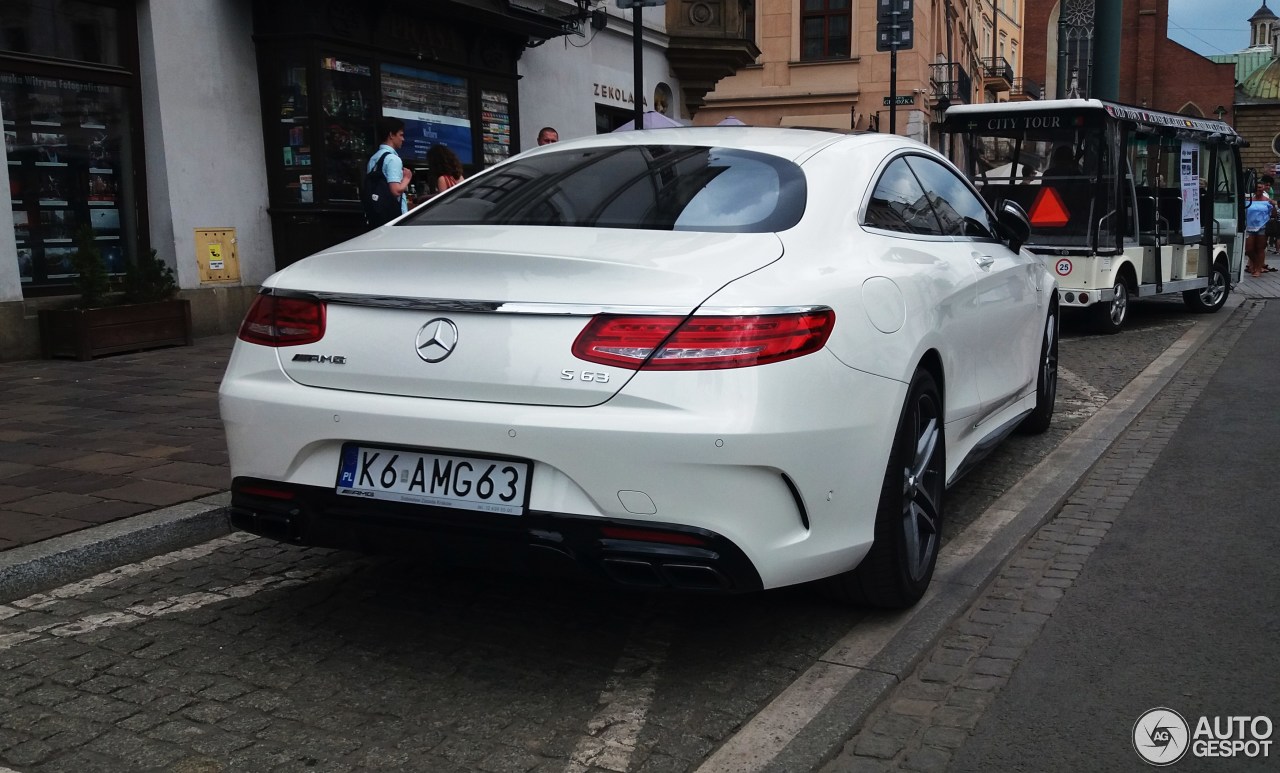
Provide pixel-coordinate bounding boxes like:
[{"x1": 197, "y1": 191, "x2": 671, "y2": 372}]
[
  {"x1": 864, "y1": 158, "x2": 944, "y2": 235},
  {"x1": 905, "y1": 156, "x2": 998, "y2": 240}
]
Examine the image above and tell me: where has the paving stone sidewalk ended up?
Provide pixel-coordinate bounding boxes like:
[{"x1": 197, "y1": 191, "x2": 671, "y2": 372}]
[
  {"x1": 0, "y1": 336, "x2": 235, "y2": 552},
  {"x1": 822, "y1": 299, "x2": 1266, "y2": 773}
]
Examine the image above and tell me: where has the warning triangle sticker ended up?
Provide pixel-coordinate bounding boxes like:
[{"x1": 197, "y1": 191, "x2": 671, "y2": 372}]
[{"x1": 1029, "y1": 187, "x2": 1071, "y2": 227}]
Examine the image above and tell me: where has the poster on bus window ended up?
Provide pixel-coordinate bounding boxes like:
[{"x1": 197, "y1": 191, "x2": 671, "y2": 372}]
[
  {"x1": 380, "y1": 64, "x2": 472, "y2": 165},
  {"x1": 1181, "y1": 142, "x2": 1201, "y2": 239}
]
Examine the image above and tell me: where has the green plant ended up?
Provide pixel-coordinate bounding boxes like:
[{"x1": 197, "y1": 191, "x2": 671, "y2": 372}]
[
  {"x1": 71, "y1": 226, "x2": 110, "y2": 308},
  {"x1": 122, "y1": 248, "x2": 178, "y2": 304}
]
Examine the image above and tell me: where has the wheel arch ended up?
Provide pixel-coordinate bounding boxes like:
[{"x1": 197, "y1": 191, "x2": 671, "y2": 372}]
[
  {"x1": 1115, "y1": 259, "x2": 1138, "y2": 291},
  {"x1": 917, "y1": 349, "x2": 945, "y2": 403}
]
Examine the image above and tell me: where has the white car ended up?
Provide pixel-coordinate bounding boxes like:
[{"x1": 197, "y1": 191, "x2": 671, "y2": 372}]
[{"x1": 219, "y1": 127, "x2": 1058, "y2": 608}]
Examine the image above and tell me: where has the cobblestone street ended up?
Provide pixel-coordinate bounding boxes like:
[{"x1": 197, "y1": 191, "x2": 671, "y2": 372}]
[{"x1": 0, "y1": 299, "x2": 1231, "y2": 772}]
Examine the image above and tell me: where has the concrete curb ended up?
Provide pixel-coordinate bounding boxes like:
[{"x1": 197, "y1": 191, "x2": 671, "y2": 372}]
[
  {"x1": 761, "y1": 296, "x2": 1246, "y2": 772},
  {"x1": 0, "y1": 493, "x2": 233, "y2": 604}
]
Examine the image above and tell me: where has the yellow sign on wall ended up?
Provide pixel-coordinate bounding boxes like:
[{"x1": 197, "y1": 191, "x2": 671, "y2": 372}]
[{"x1": 194, "y1": 228, "x2": 241, "y2": 283}]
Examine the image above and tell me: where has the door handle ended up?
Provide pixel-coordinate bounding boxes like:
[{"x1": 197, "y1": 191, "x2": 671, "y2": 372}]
[{"x1": 974, "y1": 255, "x2": 996, "y2": 269}]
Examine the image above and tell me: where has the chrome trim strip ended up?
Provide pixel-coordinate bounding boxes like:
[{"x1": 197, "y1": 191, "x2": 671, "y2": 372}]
[{"x1": 267, "y1": 289, "x2": 830, "y2": 317}]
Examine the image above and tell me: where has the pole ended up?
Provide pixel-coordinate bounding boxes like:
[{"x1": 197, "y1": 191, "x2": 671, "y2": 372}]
[
  {"x1": 889, "y1": 7, "x2": 899, "y2": 134},
  {"x1": 1093, "y1": 0, "x2": 1121, "y2": 100},
  {"x1": 890, "y1": 44, "x2": 898, "y2": 134},
  {"x1": 633, "y1": 5, "x2": 644, "y2": 130}
]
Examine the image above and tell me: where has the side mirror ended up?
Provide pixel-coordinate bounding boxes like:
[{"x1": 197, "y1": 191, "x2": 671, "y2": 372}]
[{"x1": 996, "y1": 199, "x2": 1031, "y2": 252}]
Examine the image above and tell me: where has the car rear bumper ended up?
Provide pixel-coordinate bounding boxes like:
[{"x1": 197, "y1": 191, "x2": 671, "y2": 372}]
[
  {"x1": 231, "y1": 477, "x2": 764, "y2": 592},
  {"x1": 219, "y1": 342, "x2": 905, "y2": 589}
]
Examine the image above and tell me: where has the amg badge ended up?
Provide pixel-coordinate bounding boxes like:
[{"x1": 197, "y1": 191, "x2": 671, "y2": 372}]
[{"x1": 292, "y1": 354, "x2": 347, "y2": 364}]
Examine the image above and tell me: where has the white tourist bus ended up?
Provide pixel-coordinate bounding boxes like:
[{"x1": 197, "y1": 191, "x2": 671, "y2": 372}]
[{"x1": 942, "y1": 99, "x2": 1245, "y2": 333}]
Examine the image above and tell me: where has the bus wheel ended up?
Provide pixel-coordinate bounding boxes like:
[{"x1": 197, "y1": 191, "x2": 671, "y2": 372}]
[
  {"x1": 1183, "y1": 262, "x2": 1230, "y2": 313},
  {"x1": 1091, "y1": 279, "x2": 1129, "y2": 334}
]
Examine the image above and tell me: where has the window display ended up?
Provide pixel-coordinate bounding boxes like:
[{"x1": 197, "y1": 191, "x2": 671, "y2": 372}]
[
  {"x1": 278, "y1": 62, "x2": 312, "y2": 204},
  {"x1": 260, "y1": 48, "x2": 520, "y2": 233},
  {"x1": 481, "y1": 90, "x2": 512, "y2": 167},
  {"x1": 2, "y1": 72, "x2": 133, "y2": 286},
  {"x1": 320, "y1": 56, "x2": 375, "y2": 203}
]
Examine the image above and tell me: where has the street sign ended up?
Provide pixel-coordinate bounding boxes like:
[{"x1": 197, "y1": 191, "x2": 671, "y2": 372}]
[
  {"x1": 876, "y1": 20, "x2": 914, "y2": 51},
  {"x1": 883, "y1": 95, "x2": 915, "y2": 106},
  {"x1": 877, "y1": 0, "x2": 913, "y2": 21},
  {"x1": 615, "y1": 0, "x2": 665, "y2": 7}
]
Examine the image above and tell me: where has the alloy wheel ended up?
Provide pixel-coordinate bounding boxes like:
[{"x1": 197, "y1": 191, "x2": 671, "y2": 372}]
[
  {"x1": 901, "y1": 391, "x2": 943, "y2": 582},
  {"x1": 1110, "y1": 282, "x2": 1128, "y2": 326},
  {"x1": 1042, "y1": 314, "x2": 1058, "y2": 408},
  {"x1": 1200, "y1": 270, "x2": 1227, "y2": 307}
]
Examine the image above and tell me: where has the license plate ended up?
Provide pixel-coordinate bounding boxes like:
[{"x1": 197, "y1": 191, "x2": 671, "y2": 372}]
[{"x1": 336, "y1": 444, "x2": 531, "y2": 515}]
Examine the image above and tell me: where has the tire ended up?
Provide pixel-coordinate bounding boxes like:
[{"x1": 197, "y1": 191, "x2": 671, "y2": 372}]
[
  {"x1": 1090, "y1": 278, "x2": 1129, "y2": 334},
  {"x1": 1183, "y1": 261, "x2": 1230, "y2": 313},
  {"x1": 1017, "y1": 308, "x2": 1058, "y2": 435},
  {"x1": 830, "y1": 369, "x2": 945, "y2": 608}
]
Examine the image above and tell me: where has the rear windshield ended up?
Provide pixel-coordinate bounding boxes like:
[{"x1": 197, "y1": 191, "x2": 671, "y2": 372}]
[{"x1": 398, "y1": 145, "x2": 807, "y2": 233}]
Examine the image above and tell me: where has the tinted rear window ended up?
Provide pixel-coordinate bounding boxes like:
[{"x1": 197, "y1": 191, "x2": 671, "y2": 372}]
[{"x1": 399, "y1": 145, "x2": 807, "y2": 233}]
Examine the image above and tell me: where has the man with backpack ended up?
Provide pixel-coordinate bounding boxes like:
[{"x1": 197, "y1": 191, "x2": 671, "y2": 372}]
[{"x1": 363, "y1": 117, "x2": 413, "y2": 228}]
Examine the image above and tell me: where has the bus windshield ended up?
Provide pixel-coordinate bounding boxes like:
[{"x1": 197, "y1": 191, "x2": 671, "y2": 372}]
[{"x1": 952, "y1": 121, "x2": 1119, "y2": 252}]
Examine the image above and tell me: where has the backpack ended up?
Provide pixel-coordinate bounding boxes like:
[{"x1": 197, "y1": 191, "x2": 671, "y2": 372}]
[{"x1": 361, "y1": 151, "x2": 401, "y2": 228}]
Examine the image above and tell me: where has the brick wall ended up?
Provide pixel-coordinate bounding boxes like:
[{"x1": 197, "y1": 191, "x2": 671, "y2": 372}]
[{"x1": 1236, "y1": 106, "x2": 1280, "y2": 175}]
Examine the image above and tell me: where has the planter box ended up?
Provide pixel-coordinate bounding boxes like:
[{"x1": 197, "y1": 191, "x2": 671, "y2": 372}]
[{"x1": 38, "y1": 299, "x2": 193, "y2": 361}]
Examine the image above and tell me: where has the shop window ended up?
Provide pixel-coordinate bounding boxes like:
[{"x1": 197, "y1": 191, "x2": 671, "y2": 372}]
[
  {"x1": 318, "y1": 56, "x2": 375, "y2": 204},
  {"x1": 800, "y1": 0, "x2": 851, "y2": 61},
  {"x1": 479, "y1": 90, "x2": 513, "y2": 166},
  {"x1": 3, "y1": 73, "x2": 135, "y2": 287},
  {"x1": 595, "y1": 103, "x2": 632, "y2": 134},
  {"x1": 0, "y1": 0, "x2": 121, "y2": 66}
]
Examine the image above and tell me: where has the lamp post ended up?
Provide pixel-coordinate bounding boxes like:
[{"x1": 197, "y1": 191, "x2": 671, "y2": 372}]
[
  {"x1": 1214, "y1": 105, "x2": 1229, "y2": 123},
  {"x1": 617, "y1": 0, "x2": 666, "y2": 130}
]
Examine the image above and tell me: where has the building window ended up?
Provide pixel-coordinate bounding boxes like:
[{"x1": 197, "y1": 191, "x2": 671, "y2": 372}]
[
  {"x1": 801, "y1": 0, "x2": 851, "y2": 61},
  {"x1": 745, "y1": 1, "x2": 756, "y2": 44},
  {"x1": 2, "y1": 0, "x2": 141, "y2": 295},
  {"x1": 0, "y1": 0, "x2": 122, "y2": 66}
]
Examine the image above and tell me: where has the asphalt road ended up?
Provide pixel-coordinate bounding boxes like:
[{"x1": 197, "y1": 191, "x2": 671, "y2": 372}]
[{"x1": 0, "y1": 299, "x2": 1238, "y2": 772}]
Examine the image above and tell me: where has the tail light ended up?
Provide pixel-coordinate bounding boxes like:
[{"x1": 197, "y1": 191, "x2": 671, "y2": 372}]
[
  {"x1": 238, "y1": 294, "x2": 326, "y2": 347},
  {"x1": 572, "y1": 310, "x2": 834, "y2": 370}
]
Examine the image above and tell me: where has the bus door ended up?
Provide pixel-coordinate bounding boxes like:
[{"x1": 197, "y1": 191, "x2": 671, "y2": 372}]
[{"x1": 1205, "y1": 143, "x2": 1244, "y2": 280}]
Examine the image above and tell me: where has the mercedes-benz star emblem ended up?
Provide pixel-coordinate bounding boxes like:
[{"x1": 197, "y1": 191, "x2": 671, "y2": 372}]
[{"x1": 415, "y1": 318, "x2": 459, "y2": 363}]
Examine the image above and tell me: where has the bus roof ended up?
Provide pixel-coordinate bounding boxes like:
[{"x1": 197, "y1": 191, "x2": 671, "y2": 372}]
[{"x1": 944, "y1": 98, "x2": 1241, "y2": 143}]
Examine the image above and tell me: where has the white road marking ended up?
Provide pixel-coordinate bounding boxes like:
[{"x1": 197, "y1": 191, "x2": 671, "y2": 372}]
[
  {"x1": 1, "y1": 571, "x2": 333, "y2": 650},
  {"x1": 1056, "y1": 365, "x2": 1110, "y2": 420},
  {"x1": 564, "y1": 624, "x2": 671, "y2": 773},
  {"x1": 2, "y1": 532, "x2": 258, "y2": 614},
  {"x1": 1, "y1": 558, "x2": 341, "y2": 652}
]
